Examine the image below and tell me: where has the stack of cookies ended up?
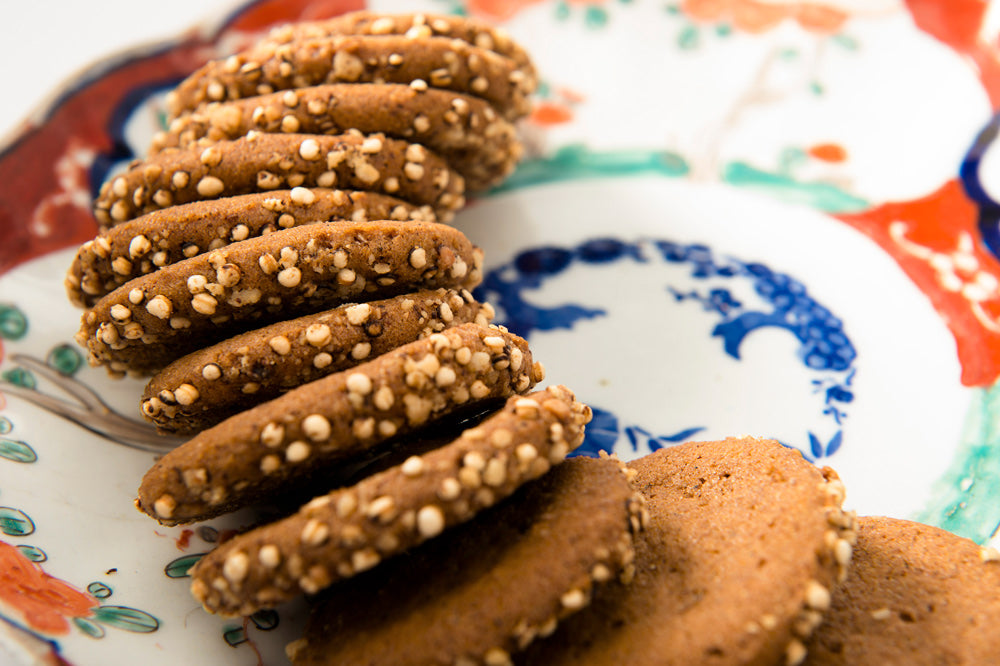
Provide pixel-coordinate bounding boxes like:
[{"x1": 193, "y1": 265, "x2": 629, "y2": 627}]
[
  {"x1": 63, "y1": 11, "x2": 1000, "y2": 666},
  {"x1": 62, "y1": 11, "x2": 655, "y2": 665}
]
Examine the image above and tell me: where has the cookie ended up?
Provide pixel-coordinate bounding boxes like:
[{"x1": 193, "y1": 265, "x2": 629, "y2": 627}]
[
  {"x1": 92, "y1": 132, "x2": 465, "y2": 226},
  {"x1": 264, "y1": 11, "x2": 536, "y2": 74},
  {"x1": 517, "y1": 437, "x2": 857, "y2": 666},
  {"x1": 141, "y1": 288, "x2": 495, "y2": 434},
  {"x1": 164, "y1": 34, "x2": 533, "y2": 122},
  {"x1": 803, "y1": 516, "x2": 1000, "y2": 665},
  {"x1": 286, "y1": 454, "x2": 644, "y2": 666},
  {"x1": 67, "y1": 188, "x2": 434, "y2": 308},
  {"x1": 152, "y1": 83, "x2": 520, "y2": 191},
  {"x1": 77, "y1": 220, "x2": 482, "y2": 375},
  {"x1": 136, "y1": 323, "x2": 545, "y2": 525},
  {"x1": 188, "y1": 385, "x2": 592, "y2": 616}
]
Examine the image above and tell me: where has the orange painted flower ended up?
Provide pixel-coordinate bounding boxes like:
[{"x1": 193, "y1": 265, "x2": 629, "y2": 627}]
[
  {"x1": 467, "y1": 0, "x2": 546, "y2": 22},
  {"x1": 467, "y1": 0, "x2": 607, "y2": 21},
  {"x1": 531, "y1": 101, "x2": 575, "y2": 125},
  {"x1": 682, "y1": 0, "x2": 849, "y2": 35},
  {"x1": 808, "y1": 142, "x2": 849, "y2": 162},
  {"x1": 0, "y1": 540, "x2": 96, "y2": 635}
]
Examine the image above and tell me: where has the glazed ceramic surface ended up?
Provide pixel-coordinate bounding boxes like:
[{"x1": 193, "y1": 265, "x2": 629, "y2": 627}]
[{"x1": 3, "y1": 0, "x2": 1000, "y2": 664}]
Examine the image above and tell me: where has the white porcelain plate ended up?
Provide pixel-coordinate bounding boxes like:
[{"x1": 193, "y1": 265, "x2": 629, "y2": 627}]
[{"x1": 3, "y1": 0, "x2": 1000, "y2": 664}]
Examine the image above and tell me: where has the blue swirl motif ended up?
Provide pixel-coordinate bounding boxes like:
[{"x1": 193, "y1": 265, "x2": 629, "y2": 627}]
[
  {"x1": 960, "y1": 111, "x2": 1000, "y2": 263},
  {"x1": 475, "y1": 238, "x2": 857, "y2": 460}
]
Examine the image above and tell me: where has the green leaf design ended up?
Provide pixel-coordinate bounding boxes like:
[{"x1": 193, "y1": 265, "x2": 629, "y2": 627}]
[
  {"x1": 678, "y1": 24, "x2": 700, "y2": 50},
  {"x1": 87, "y1": 582, "x2": 112, "y2": 599},
  {"x1": 250, "y1": 609, "x2": 279, "y2": 631},
  {"x1": 832, "y1": 33, "x2": 859, "y2": 51},
  {"x1": 90, "y1": 606, "x2": 159, "y2": 633},
  {"x1": 0, "y1": 305, "x2": 28, "y2": 340},
  {"x1": 1, "y1": 368, "x2": 35, "y2": 389},
  {"x1": 778, "y1": 146, "x2": 808, "y2": 176},
  {"x1": 0, "y1": 438, "x2": 36, "y2": 463},
  {"x1": 0, "y1": 416, "x2": 11, "y2": 434},
  {"x1": 223, "y1": 625, "x2": 248, "y2": 646},
  {"x1": 164, "y1": 553, "x2": 205, "y2": 578},
  {"x1": 16, "y1": 545, "x2": 46, "y2": 562},
  {"x1": 47, "y1": 344, "x2": 83, "y2": 376},
  {"x1": 0, "y1": 507, "x2": 35, "y2": 536},
  {"x1": 73, "y1": 617, "x2": 106, "y2": 639},
  {"x1": 584, "y1": 5, "x2": 608, "y2": 28},
  {"x1": 497, "y1": 145, "x2": 690, "y2": 193},
  {"x1": 722, "y1": 161, "x2": 869, "y2": 213}
]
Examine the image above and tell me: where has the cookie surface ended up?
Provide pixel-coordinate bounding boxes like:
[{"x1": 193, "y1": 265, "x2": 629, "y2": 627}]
[
  {"x1": 263, "y1": 11, "x2": 536, "y2": 73},
  {"x1": 166, "y1": 34, "x2": 533, "y2": 122},
  {"x1": 142, "y1": 288, "x2": 494, "y2": 434},
  {"x1": 78, "y1": 220, "x2": 481, "y2": 375},
  {"x1": 153, "y1": 84, "x2": 520, "y2": 192},
  {"x1": 136, "y1": 323, "x2": 544, "y2": 524},
  {"x1": 803, "y1": 516, "x2": 1000, "y2": 665},
  {"x1": 68, "y1": 188, "x2": 433, "y2": 307},
  {"x1": 93, "y1": 132, "x2": 464, "y2": 226},
  {"x1": 287, "y1": 454, "x2": 643, "y2": 666},
  {"x1": 517, "y1": 437, "x2": 856, "y2": 666},
  {"x1": 189, "y1": 385, "x2": 592, "y2": 616}
]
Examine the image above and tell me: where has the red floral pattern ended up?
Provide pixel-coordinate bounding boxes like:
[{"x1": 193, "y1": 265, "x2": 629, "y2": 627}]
[
  {"x1": 0, "y1": 541, "x2": 96, "y2": 635},
  {"x1": 681, "y1": 0, "x2": 848, "y2": 34}
]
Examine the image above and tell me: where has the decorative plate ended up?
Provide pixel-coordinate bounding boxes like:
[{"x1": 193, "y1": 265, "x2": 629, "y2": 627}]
[{"x1": 3, "y1": 0, "x2": 1000, "y2": 663}]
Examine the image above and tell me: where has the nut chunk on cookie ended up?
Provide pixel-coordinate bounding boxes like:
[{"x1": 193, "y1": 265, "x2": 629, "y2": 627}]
[
  {"x1": 78, "y1": 220, "x2": 482, "y2": 375},
  {"x1": 136, "y1": 323, "x2": 545, "y2": 525},
  {"x1": 287, "y1": 455, "x2": 645, "y2": 666},
  {"x1": 67, "y1": 188, "x2": 432, "y2": 307},
  {"x1": 93, "y1": 132, "x2": 465, "y2": 226},
  {"x1": 189, "y1": 385, "x2": 592, "y2": 617},
  {"x1": 141, "y1": 288, "x2": 495, "y2": 434},
  {"x1": 518, "y1": 437, "x2": 857, "y2": 666}
]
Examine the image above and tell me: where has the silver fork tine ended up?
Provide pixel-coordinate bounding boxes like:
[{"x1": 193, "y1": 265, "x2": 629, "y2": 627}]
[
  {"x1": 0, "y1": 356, "x2": 185, "y2": 453},
  {"x1": 11, "y1": 354, "x2": 115, "y2": 414}
]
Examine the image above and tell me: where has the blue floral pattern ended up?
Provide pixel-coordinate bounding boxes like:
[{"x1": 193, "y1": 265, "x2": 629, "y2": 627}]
[{"x1": 477, "y1": 237, "x2": 857, "y2": 460}]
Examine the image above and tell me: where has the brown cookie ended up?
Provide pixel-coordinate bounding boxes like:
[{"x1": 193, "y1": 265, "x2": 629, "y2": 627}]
[
  {"x1": 67, "y1": 188, "x2": 434, "y2": 308},
  {"x1": 164, "y1": 34, "x2": 533, "y2": 122},
  {"x1": 188, "y1": 385, "x2": 592, "y2": 617},
  {"x1": 141, "y1": 288, "x2": 495, "y2": 434},
  {"x1": 136, "y1": 323, "x2": 545, "y2": 525},
  {"x1": 803, "y1": 516, "x2": 1000, "y2": 665},
  {"x1": 517, "y1": 437, "x2": 857, "y2": 666},
  {"x1": 264, "y1": 11, "x2": 536, "y2": 74},
  {"x1": 77, "y1": 220, "x2": 482, "y2": 375},
  {"x1": 287, "y1": 454, "x2": 644, "y2": 666},
  {"x1": 152, "y1": 83, "x2": 520, "y2": 191},
  {"x1": 92, "y1": 132, "x2": 465, "y2": 226}
]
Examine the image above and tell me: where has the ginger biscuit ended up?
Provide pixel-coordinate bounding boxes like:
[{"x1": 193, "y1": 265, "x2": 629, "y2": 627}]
[
  {"x1": 165, "y1": 34, "x2": 533, "y2": 122},
  {"x1": 518, "y1": 437, "x2": 857, "y2": 666},
  {"x1": 263, "y1": 11, "x2": 536, "y2": 74},
  {"x1": 141, "y1": 288, "x2": 495, "y2": 434},
  {"x1": 152, "y1": 84, "x2": 520, "y2": 191},
  {"x1": 78, "y1": 220, "x2": 482, "y2": 375},
  {"x1": 92, "y1": 132, "x2": 465, "y2": 226},
  {"x1": 287, "y1": 454, "x2": 644, "y2": 666},
  {"x1": 189, "y1": 385, "x2": 592, "y2": 617},
  {"x1": 67, "y1": 189, "x2": 434, "y2": 307},
  {"x1": 804, "y1": 516, "x2": 1000, "y2": 665},
  {"x1": 136, "y1": 323, "x2": 545, "y2": 525}
]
